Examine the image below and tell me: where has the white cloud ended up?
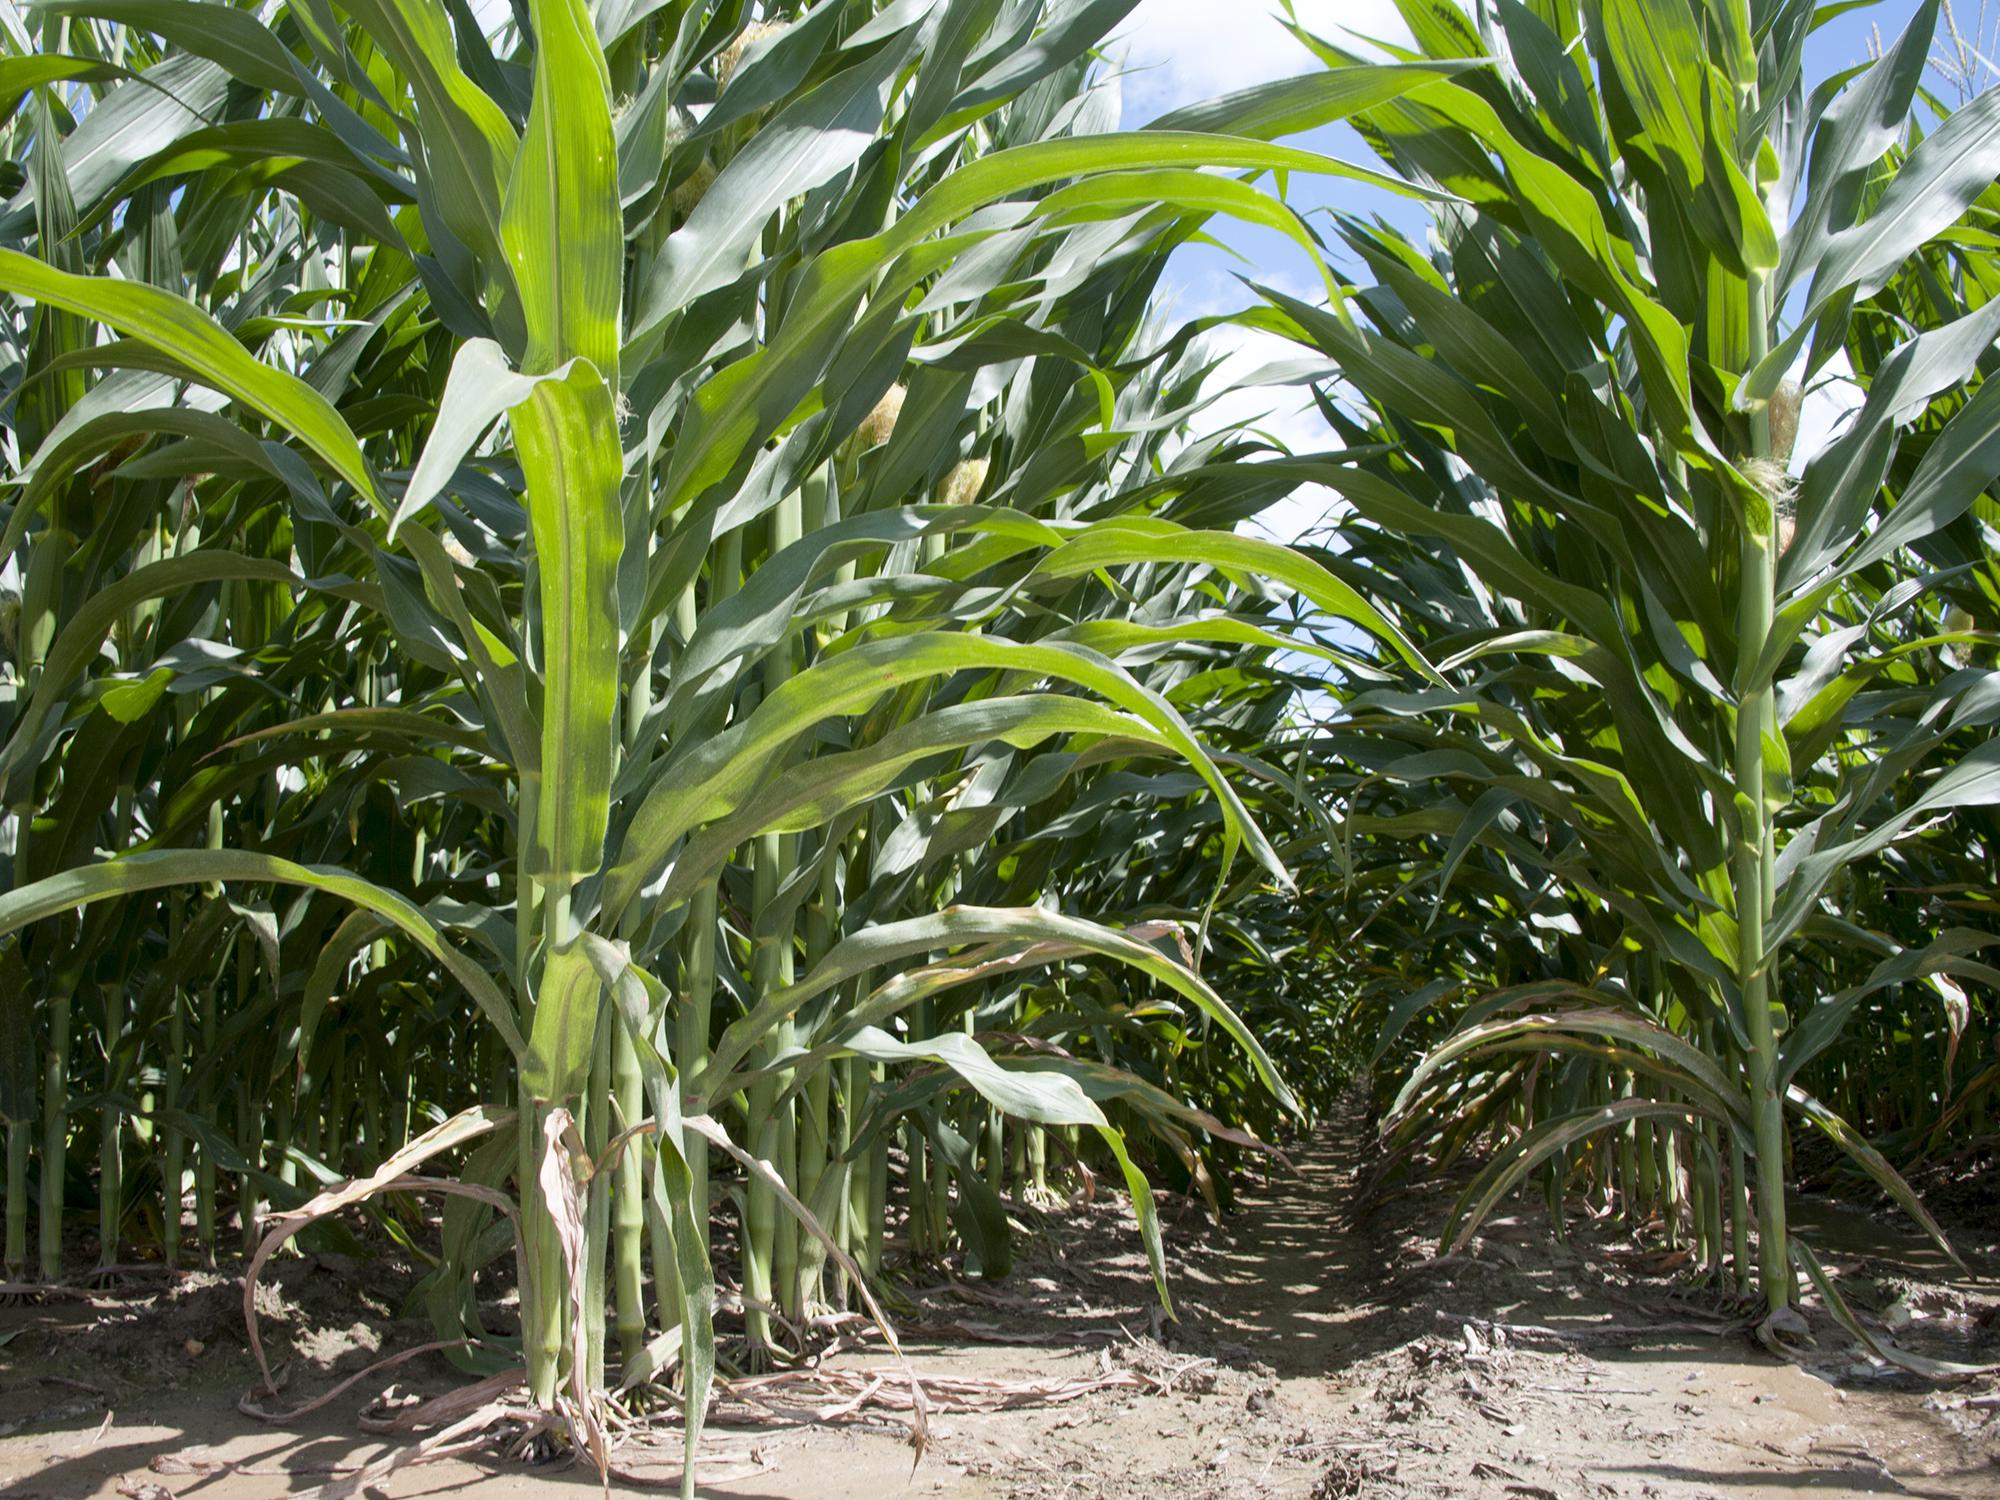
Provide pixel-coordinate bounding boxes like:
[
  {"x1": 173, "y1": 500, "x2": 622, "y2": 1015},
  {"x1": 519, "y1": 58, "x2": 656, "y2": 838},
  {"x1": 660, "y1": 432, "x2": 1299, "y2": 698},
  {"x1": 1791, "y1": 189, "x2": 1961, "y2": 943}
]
[
  {"x1": 1112, "y1": 0, "x2": 1413, "y2": 122},
  {"x1": 1165, "y1": 259, "x2": 1320, "y2": 325},
  {"x1": 1790, "y1": 348, "x2": 1863, "y2": 473},
  {"x1": 1181, "y1": 322, "x2": 1343, "y2": 544},
  {"x1": 1106, "y1": 2, "x2": 1413, "y2": 543},
  {"x1": 1193, "y1": 325, "x2": 1321, "y2": 445}
]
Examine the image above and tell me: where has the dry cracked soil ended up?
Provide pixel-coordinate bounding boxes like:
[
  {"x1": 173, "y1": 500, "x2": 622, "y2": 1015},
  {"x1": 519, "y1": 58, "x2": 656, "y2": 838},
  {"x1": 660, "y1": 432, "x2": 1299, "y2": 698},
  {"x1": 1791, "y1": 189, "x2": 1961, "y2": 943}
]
[{"x1": 4, "y1": 1091, "x2": 1999, "y2": 1499}]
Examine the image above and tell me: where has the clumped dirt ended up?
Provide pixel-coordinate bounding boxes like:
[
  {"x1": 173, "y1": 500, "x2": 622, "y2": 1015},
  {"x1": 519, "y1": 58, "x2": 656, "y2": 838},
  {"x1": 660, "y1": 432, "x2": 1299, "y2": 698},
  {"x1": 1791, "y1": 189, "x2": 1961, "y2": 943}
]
[{"x1": 4, "y1": 1093, "x2": 1999, "y2": 1498}]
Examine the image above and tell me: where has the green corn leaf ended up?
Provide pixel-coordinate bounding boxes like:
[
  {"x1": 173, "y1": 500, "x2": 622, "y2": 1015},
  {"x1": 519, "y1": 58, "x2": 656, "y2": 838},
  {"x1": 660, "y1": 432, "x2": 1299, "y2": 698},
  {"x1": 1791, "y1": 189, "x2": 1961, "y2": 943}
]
[
  {"x1": 1442, "y1": 1098, "x2": 1713, "y2": 1253},
  {"x1": 0, "y1": 55, "x2": 129, "y2": 126},
  {"x1": 0, "y1": 850, "x2": 523, "y2": 1056},
  {"x1": 0, "y1": 551, "x2": 299, "y2": 791},
  {"x1": 512, "y1": 362, "x2": 624, "y2": 881},
  {"x1": 338, "y1": 0, "x2": 519, "y2": 288},
  {"x1": 33, "y1": 0, "x2": 307, "y2": 94},
  {"x1": 524, "y1": 941, "x2": 604, "y2": 1106},
  {"x1": 1147, "y1": 61, "x2": 1475, "y2": 137},
  {"x1": 1786, "y1": 1086, "x2": 1962, "y2": 1269},
  {"x1": 603, "y1": 632, "x2": 1281, "y2": 923},
  {"x1": 0, "y1": 250, "x2": 384, "y2": 511},
  {"x1": 840, "y1": 1024, "x2": 1172, "y2": 1311},
  {"x1": 1, "y1": 52, "x2": 228, "y2": 226},
  {"x1": 503, "y1": 0, "x2": 620, "y2": 376}
]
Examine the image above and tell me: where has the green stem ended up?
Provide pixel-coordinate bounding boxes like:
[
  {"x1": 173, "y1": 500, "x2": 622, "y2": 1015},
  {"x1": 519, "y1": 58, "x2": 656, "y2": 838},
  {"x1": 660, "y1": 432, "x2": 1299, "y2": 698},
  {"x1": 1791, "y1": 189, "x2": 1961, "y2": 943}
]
[
  {"x1": 746, "y1": 490, "x2": 806, "y2": 1342},
  {"x1": 161, "y1": 901, "x2": 185, "y2": 1269},
  {"x1": 679, "y1": 882, "x2": 716, "y2": 1261},
  {"x1": 796, "y1": 842, "x2": 838, "y2": 1310},
  {"x1": 613, "y1": 1020, "x2": 650, "y2": 1368},
  {"x1": 235, "y1": 933, "x2": 259, "y2": 1258},
  {"x1": 40, "y1": 988, "x2": 68, "y2": 1282},
  {"x1": 904, "y1": 1116, "x2": 930, "y2": 1259},
  {"x1": 585, "y1": 1010, "x2": 612, "y2": 1392},
  {"x1": 521, "y1": 1095, "x2": 563, "y2": 1405},
  {"x1": 837, "y1": 1054, "x2": 864, "y2": 1303},
  {"x1": 864, "y1": 1072, "x2": 887, "y2": 1277},
  {"x1": 6, "y1": 1119, "x2": 29, "y2": 1279},
  {"x1": 1654, "y1": 1115, "x2": 1679, "y2": 1249},
  {"x1": 743, "y1": 827, "x2": 789, "y2": 1349},
  {"x1": 195, "y1": 964, "x2": 217, "y2": 1269},
  {"x1": 1617, "y1": 1070, "x2": 1640, "y2": 1225},
  {"x1": 1736, "y1": 269, "x2": 1791, "y2": 1317},
  {"x1": 798, "y1": 1064, "x2": 830, "y2": 1306},
  {"x1": 97, "y1": 981, "x2": 125, "y2": 1269},
  {"x1": 522, "y1": 888, "x2": 574, "y2": 1407},
  {"x1": 673, "y1": 577, "x2": 714, "y2": 1289},
  {"x1": 617, "y1": 618, "x2": 664, "y2": 1366}
]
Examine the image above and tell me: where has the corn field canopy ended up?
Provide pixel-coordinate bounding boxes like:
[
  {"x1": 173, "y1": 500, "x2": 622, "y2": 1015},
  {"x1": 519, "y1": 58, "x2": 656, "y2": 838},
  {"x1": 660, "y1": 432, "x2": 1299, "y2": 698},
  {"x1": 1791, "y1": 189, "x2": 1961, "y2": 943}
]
[{"x1": 1, "y1": 0, "x2": 1999, "y2": 1486}]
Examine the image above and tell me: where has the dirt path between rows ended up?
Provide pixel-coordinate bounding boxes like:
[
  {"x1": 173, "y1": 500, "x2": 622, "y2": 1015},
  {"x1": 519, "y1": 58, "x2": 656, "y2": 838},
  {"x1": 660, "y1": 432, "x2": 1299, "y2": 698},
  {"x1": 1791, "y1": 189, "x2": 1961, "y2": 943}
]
[{"x1": 4, "y1": 1092, "x2": 1999, "y2": 1498}]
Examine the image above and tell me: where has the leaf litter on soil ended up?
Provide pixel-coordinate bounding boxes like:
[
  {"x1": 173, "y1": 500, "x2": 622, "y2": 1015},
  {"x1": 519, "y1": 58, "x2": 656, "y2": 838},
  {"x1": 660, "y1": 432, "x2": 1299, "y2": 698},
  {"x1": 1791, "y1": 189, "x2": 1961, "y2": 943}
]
[{"x1": 3, "y1": 1089, "x2": 1999, "y2": 1498}]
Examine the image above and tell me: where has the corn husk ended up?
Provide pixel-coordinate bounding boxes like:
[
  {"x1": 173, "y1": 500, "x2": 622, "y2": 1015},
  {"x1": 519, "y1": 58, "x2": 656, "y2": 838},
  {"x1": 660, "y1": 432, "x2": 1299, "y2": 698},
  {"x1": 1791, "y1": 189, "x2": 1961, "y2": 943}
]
[
  {"x1": 939, "y1": 456, "x2": 990, "y2": 506},
  {"x1": 857, "y1": 383, "x2": 906, "y2": 447},
  {"x1": 1743, "y1": 456, "x2": 1798, "y2": 553},
  {"x1": 669, "y1": 156, "x2": 717, "y2": 218},
  {"x1": 717, "y1": 20, "x2": 786, "y2": 89},
  {"x1": 1768, "y1": 379, "x2": 1802, "y2": 467}
]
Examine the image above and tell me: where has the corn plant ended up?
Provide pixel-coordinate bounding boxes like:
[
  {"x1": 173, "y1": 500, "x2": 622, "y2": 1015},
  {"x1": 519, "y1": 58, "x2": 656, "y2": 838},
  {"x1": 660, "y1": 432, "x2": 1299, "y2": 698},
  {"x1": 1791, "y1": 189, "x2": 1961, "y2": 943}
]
[
  {"x1": 0, "y1": 0, "x2": 1467, "y2": 1481},
  {"x1": 1222, "y1": 0, "x2": 2000, "y2": 1330}
]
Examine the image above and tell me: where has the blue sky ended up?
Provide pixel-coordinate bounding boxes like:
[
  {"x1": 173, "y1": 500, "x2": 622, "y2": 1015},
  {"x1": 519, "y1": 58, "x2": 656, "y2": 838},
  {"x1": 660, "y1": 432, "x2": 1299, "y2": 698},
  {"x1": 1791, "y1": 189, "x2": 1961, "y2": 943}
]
[
  {"x1": 1125, "y1": 1, "x2": 1928, "y2": 304},
  {"x1": 1104, "y1": 0, "x2": 1946, "y2": 538}
]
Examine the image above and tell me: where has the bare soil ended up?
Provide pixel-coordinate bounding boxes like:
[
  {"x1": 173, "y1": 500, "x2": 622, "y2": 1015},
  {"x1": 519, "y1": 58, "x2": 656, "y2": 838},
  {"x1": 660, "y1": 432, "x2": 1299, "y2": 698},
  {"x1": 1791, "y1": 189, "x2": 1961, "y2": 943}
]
[{"x1": 5, "y1": 1094, "x2": 1999, "y2": 1499}]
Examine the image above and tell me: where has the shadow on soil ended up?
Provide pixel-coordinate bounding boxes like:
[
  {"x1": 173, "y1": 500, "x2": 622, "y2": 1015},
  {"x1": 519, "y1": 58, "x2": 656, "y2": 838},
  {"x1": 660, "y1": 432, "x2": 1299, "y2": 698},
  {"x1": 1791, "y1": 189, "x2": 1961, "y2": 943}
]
[{"x1": 5, "y1": 1086, "x2": 2000, "y2": 1498}]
